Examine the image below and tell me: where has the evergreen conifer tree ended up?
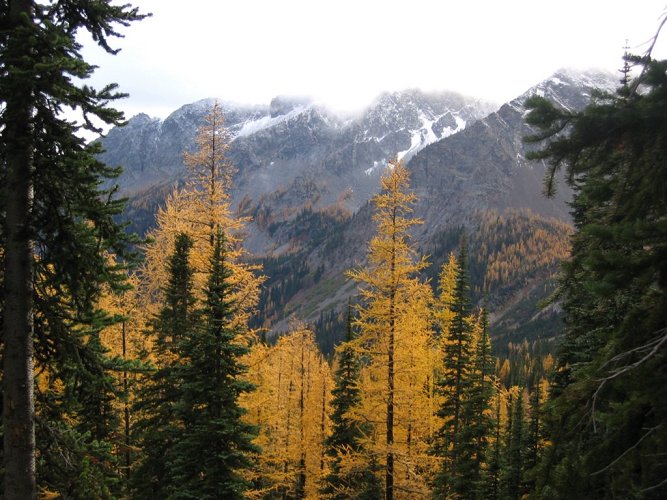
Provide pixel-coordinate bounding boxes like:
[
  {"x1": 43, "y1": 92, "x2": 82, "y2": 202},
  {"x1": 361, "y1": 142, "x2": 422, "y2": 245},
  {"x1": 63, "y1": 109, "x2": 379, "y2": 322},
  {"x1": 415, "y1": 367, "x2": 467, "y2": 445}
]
[
  {"x1": 170, "y1": 228, "x2": 259, "y2": 499},
  {"x1": 457, "y1": 308, "x2": 496, "y2": 498},
  {"x1": 522, "y1": 374, "x2": 544, "y2": 493},
  {"x1": 502, "y1": 388, "x2": 525, "y2": 500},
  {"x1": 131, "y1": 233, "x2": 195, "y2": 498},
  {"x1": 1, "y1": 2, "x2": 146, "y2": 496},
  {"x1": 484, "y1": 388, "x2": 503, "y2": 499},
  {"x1": 322, "y1": 301, "x2": 383, "y2": 499},
  {"x1": 525, "y1": 52, "x2": 667, "y2": 497},
  {"x1": 432, "y1": 237, "x2": 475, "y2": 497}
]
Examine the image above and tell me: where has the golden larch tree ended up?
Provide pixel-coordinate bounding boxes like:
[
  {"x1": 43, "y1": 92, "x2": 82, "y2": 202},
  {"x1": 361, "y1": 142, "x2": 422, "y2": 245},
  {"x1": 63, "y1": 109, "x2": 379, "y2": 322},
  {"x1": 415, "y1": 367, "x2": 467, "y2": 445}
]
[
  {"x1": 348, "y1": 159, "x2": 434, "y2": 499},
  {"x1": 242, "y1": 326, "x2": 332, "y2": 499},
  {"x1": 139, "y1": 101, "x2": 262, "y2": 337}
]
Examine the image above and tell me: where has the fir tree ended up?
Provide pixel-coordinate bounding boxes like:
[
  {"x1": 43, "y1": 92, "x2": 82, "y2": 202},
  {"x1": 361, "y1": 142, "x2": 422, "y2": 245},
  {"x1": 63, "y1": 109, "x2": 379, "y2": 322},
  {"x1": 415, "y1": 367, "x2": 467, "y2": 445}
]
[
  {"x1": 484, "y1": 388, "x2": 503, "y2": 500},
  {"x1": 131, "y1": 233, "x2": 195, "y2": 498},
  {"x1": 525, "y1": 50, "x2": 667, "y2": 497},
  {"x1": 502, "y1": 388, "x2": 525, "y2": 500},
  {"x1": 457, "y1": 308, "x2": 496, "y2": 498},
  {"x1": 1, "y1": 1, "x2": 146, "y2": 496},
  {"x1": 522, "y1": 374, "x2": 544, "y2": 493},
  {"x1": 171, "y1": 228, "x2": 259, "y2": 499},
  {"x1": 433, "y1": 237, "x2": 475, "y2": 497},
  {"x1": 321, "y1": 301, "x2": 383, "y2": 499}
]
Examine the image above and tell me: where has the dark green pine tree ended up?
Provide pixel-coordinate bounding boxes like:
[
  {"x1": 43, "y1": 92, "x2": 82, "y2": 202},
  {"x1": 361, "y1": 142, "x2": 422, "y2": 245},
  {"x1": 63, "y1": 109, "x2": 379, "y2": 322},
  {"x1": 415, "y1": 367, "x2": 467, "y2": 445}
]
[
  {"x1": 1, "y1": 1, "x2": 146, "y2": 497},
  {"x1": 502, "y1": 389, "x2": 525, "y2": 500},
  {"x1": 170, "y1": 228, "x2": 259, "y2": 499},
  {"x1": 321, "y1": 301, "x2": 383, "y2": 499},
  {"x1": 433, "y1": 237, "x2": 475, "y2": 498},
  {"x1": 457, "y1": 308, "x2": 497, "y2": 498},
  {"x1": 484, "y1": 387, "x2": 503, "y2": 500},
  {"x1": 522, "y1": 374, "x2": 543, "y2": 494},
  {"x1": 131, "y1": 233, "x2": 195, "y2": 498},
  {"x1": 524, "y1": 51, "x2": 667, "y2": 497}
]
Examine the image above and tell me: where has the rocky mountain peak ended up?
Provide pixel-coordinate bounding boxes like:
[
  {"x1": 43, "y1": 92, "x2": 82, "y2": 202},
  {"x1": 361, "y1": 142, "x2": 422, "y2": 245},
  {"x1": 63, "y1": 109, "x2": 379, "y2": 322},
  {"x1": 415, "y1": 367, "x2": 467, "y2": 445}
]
[
  {"x1": 100, "y1": 69, "x2": 619, "y2": 258},
  {"x1": 511, "y1": 68, "x2": 618, "y2": 112}
]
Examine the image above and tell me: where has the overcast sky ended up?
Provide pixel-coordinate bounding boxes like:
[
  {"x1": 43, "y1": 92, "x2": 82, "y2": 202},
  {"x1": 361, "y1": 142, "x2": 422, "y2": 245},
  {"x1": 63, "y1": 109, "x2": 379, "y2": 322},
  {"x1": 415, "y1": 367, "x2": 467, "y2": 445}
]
[{"x1": 80, "y1": 0, "x2": 667, "y2": 120}]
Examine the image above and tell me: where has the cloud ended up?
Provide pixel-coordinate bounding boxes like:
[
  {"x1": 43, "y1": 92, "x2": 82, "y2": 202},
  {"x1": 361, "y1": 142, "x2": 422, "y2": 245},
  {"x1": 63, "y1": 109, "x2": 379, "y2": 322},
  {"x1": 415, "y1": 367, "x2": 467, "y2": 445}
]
[{"x1": 80, "y1": 0, "x2": 667, "y2": 118}]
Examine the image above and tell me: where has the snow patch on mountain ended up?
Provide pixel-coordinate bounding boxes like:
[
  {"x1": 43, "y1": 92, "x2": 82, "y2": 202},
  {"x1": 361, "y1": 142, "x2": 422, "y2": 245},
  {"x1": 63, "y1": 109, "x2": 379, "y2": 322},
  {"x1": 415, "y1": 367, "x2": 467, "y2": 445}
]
[
  {"x1": 514, "y1": 68, "x2": 618, "y2": 112},
  {"x1": 365, "y1": 159, "x2": 387, "y2": 176},
  {"x1": 397, "y1": 112, "x2": 467, "y2": 161},
  {"x1": 234, "y1": 106, "x2": 307, "y2": 137}
]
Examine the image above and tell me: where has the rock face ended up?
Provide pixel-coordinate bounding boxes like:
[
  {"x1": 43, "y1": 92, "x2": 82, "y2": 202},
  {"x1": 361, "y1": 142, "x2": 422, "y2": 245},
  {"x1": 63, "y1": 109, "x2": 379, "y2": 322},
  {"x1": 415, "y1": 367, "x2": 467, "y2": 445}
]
[
  {"x1": 99, "y1": 98, "x2": 268, "y2": 194},
  {"x1": 408, "y1": 69, "x2": 619, "y2": 237},
  {"x1": 253, "y1": 69, "x2": 618, "y2": 338},
  {"x1": 98, "y1": 89, "x2": 494, "y2": 249}
]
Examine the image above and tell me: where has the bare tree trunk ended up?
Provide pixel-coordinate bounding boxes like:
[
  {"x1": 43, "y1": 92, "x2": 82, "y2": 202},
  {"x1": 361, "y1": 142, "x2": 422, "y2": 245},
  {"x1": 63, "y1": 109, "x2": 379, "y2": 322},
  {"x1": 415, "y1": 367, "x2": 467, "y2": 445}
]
[{"x1": 3, "y1": 2, "x2": 36, "y2": 498}]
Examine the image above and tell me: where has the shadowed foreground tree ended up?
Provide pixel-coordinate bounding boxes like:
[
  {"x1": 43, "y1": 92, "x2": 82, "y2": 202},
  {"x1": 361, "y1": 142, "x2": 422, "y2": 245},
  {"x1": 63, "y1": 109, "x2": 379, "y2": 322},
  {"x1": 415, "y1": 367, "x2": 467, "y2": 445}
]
[
  {"x1": 524, "y1": 49, "x2": 667, "y2": 497},
  {"x1": 1, "y1": 1, "x2": 146, "y2": 497}
]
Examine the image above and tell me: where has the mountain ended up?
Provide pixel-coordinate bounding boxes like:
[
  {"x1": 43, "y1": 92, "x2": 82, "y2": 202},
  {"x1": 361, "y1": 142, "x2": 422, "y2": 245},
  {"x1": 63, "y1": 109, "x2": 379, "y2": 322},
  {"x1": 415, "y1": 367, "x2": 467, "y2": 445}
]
[
  {"x1": 98, "y1": 89, "x2": 494, "y2": 248},
  {"x1": 98, "y1": 69, "x2": 618, "y2": 351},
  {"x1": 409, "y1": 68, "x2": 619, "y2": 235}
]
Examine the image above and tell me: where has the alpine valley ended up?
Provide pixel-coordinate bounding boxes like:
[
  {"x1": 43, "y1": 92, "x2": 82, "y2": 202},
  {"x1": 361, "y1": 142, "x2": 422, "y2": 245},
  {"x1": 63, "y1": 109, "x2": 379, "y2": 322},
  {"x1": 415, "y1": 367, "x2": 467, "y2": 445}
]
[{"x1": 98, "y1": 69, "x2": 617, "y2": 355}]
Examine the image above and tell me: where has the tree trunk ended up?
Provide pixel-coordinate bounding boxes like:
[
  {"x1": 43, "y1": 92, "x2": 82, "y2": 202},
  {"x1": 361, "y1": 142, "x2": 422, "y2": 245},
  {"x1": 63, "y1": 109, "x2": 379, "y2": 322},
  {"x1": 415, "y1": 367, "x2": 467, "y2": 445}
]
[
  {"x1": 386, "y1": 207, "x2": 397, "y2": 500},
  {"x1": 3, "y1": 1, "x2": 36, "y2": 498}
]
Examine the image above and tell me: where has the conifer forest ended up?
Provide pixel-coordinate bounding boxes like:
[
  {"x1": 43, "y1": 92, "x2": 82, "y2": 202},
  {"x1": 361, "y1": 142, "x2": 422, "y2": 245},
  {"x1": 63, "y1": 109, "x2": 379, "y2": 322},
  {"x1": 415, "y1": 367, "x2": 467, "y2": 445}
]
[{"x1": 1, "y1": 2, "x2": 666, "y2": 499}]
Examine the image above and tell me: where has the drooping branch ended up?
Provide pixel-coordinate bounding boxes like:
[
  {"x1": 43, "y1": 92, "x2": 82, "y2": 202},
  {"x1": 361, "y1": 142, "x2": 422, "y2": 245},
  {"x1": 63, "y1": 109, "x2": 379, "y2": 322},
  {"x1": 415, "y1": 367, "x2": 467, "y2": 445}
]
[
  {"x1": 628, "y1": 11, "x2": 667, "y2": 96},
  {"x1": 591, "y1": 328, "x2": 667, "y2": 430},
  {"x1": 590, "y1": 425, "x2": 661, "y2": 476}
]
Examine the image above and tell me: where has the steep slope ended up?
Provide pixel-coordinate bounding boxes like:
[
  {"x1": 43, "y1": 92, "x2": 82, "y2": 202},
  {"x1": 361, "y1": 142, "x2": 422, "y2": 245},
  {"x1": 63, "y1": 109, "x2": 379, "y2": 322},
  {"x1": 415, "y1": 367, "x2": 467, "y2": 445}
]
[{"x1": 408, "y1": 69, "x2": 618, "y2": 235}]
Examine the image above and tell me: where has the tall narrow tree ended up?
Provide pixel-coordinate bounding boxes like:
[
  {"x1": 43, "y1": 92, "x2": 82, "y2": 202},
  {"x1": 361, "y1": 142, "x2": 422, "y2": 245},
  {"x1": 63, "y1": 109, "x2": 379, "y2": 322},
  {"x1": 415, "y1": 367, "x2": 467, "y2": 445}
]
[
  {"x1": 171, "y1": 228, "x2": 259, "y2": 498},
  {"x1": 503, "y1": 387, "x2": 525, "y2": 500},
  {"x1": 433, "y1": 238, "x2": 476, "y2": 497},
  {"x1": 131, "y1": 233, "x2": 195, "y2": 498},
  {"x1": 457, "y1": 308, "x2": 497, "y2": 497},
  {"x1": 1, "y1": 2, "x2": 145, "y2": 497},
  {"x1": 348, "y1": 158, "x2": 430, "y2": 499}
]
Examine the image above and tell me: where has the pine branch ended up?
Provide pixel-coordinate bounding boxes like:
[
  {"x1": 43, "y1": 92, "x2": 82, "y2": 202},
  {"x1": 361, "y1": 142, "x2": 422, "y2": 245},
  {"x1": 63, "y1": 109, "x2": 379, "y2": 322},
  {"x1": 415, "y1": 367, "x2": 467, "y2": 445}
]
[
  {"x1": 628, "y1": 11, "x2": 667, "y2": 96},
  {"x1": 641, "y1": 476, "x2": 667, "y2": 493},
  {"x1": 590, "y1": 328, "x2": 667, "y2": 431}
]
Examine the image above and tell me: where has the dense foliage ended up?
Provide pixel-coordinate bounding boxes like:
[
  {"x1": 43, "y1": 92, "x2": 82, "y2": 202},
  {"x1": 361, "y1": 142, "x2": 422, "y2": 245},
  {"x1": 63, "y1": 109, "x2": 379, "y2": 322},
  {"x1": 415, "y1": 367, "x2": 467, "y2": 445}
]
[
  {"x1": 525, "y1": 55, "x2": 667, "y2": 497},
  {"x1": 4, "y1": 3, "x2": 665, "y2": 495},
  {"x1": 1, "y1": 1, "x2": 146, "y2": 497}
]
